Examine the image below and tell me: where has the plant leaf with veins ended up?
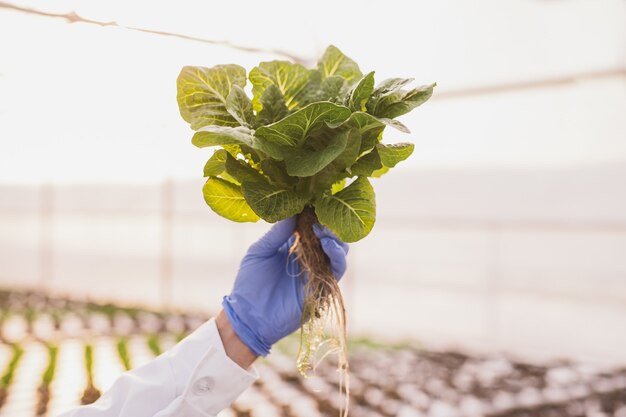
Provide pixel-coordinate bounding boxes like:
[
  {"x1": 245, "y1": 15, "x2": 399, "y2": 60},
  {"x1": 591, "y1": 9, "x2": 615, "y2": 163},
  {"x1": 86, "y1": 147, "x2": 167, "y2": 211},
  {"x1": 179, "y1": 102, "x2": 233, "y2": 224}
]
[
  {"x1": 203, "y1": 149, "x2": 228, "y2": 177},
  {"x1": 202, "y1": 177, "x2": 260, "y2": 222},
  {"x1": 254, "y1": 102, "x2": 351, "y2": 158},
  {"x1": 256, "y1": 85, "x2": 288, "y2": 126},
  {"x1": 226, "y1": 85, "x2": 255, "y2": 127},
  {"x1": 317, "y1": 45, "x2": 362, "y2": 82},
  {"x1": 376, "y1": 142, "x2": 415, "y2": 167},
  {"x1": 224, "y1": 153, "x2": 266, "y2": 183},
  {"x1": 283, "y1": 129, "x2": 349, "y2": 177},
  {"x1": 347, "y1": 71, "x2": 375, "y2": 112},
  {"x1": 249, "y1": 61, "x2": 311, "y2": 111},
  {"x1": 178, "y1": 45, "x2": 434, "y2": 240},
  {"x1": 192, "y1": 126, "x2": 259, "y2": 150},
  {"x1": 177, "y1": 65, "x2": 246, "y2": 130},
  {"x1": 368, "y1": 82, "x2": 436, "y2": 119},
  {"x1": 242, "y1": 180, "x2": 309, "y2": 222},
  {"x1": 315, "y1": 177, "x2": 376, "y2": 242}
]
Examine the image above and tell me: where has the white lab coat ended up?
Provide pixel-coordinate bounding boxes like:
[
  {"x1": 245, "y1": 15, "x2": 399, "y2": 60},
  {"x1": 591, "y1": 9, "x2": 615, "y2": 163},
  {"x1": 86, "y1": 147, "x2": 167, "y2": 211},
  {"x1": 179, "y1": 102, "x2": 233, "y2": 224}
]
[{"x1": 59, "y1": 318, "x2": 259, "y2": 417}]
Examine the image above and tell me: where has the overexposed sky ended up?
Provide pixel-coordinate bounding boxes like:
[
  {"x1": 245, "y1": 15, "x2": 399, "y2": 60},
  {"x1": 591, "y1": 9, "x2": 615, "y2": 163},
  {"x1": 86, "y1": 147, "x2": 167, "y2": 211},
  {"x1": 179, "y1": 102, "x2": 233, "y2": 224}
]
[{"x1": 0, "y1": 0, "x2": 624, "y2": 183}]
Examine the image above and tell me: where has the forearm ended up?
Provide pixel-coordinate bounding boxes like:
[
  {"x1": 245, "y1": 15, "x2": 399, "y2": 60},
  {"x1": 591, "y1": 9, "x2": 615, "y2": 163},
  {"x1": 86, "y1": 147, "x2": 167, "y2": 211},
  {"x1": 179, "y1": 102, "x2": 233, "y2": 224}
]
[{"x1": 215, "y1": 309, "x2": 258, "y2": 369}]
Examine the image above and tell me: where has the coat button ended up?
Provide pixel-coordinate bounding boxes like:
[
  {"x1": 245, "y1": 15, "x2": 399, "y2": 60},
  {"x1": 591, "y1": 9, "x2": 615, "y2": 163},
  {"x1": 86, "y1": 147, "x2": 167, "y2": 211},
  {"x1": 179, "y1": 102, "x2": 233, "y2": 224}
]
[{"x1": 192, "y1": 376, "x2": 215, "y2": 395}]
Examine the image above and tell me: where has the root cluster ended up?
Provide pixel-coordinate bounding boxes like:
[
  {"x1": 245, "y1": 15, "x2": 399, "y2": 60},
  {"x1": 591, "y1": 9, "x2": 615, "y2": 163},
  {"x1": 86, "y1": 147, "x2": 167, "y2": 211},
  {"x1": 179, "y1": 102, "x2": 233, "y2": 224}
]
[{"x1": 291, "y1": 207, "x2": 350, "y2": 417}]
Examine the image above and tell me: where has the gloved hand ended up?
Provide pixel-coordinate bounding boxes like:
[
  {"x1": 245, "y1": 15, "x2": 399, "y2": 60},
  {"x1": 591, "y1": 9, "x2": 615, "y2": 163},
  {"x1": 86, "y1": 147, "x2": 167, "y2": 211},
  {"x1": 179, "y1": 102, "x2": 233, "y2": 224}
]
[{"x1": 222, "y1": 217, "x2": 349, "y2": 357}]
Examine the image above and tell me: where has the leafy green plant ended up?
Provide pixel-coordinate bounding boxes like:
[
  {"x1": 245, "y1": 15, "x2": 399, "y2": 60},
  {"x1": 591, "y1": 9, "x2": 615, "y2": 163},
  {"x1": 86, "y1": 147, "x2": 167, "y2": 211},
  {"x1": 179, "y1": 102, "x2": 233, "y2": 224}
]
[
  {"x1": 41, "y1": 344, "x2": 58, "y2": 386},
  {"x1": 87, "y1": 302, "x2": 120, "y2": 327},
  {"x1": 84, "y1": 344, "x2": 95, "y2": 383},
  {"x1": 176, "y1": 45, "x2": 434, "y2": 406},
  {"x1": 0, "y1": 343, "x2": 24, "y2": 407},
  {"x1": 175, "y1": 331, "x2": 187, "y2": 343},
  {"x1": 117, "y1": 337, "x2": 133, "y2": 371},
  {"x1": 50, "y1": 309, "x2": 64, "y2": 330},
  {"x1": 36, "y1": 344, "x2": 58, "y2": 415},
  {"x1": 23, "y1": 307, "x2": 37, "y2": 334},
  {"x1": 146, "y1": 334, "x2": 162, "y2": 357},
  {"x1": 81, "y1": 343, "x2": 101, "y2": 405},
  {"x1": 116, "y1": 338, "x2": 132, "y2": 371},
  {"x1": 0, "y1": 344, "x2": 23, "y2": 388}
]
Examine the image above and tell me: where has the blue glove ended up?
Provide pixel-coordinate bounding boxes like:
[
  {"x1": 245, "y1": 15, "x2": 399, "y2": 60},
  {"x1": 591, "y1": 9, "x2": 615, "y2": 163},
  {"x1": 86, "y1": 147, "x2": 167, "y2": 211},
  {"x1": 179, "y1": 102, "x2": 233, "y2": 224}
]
[{"x1": 222, "y1": 217, "x2": 349, "y2": 356}]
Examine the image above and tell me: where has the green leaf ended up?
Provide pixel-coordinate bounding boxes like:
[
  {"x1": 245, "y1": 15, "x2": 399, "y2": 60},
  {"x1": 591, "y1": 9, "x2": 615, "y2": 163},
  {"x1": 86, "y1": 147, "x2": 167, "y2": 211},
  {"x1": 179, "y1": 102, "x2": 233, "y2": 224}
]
[
  {"x1": 315, "y1": 177, "x2": 376, "y2": 242},
  {"x1": 226, "y1": 85, "x2": 254, "y2": 127},
  {"x1": 368, "y1": 83, "x2": 436, "y2": 119},
  {"x1": 386, "y1": 83, "x2": 436, "y2": 117},
  {"x1": 203, "y1": 149, "x2": 228, "y2": 177},
  {"x1": 318, "y1": 45, "x2": 362, "y2": 82},
  {"x1": 365, "y1": 77, "x2": 413, "y2": 117},
  {"x1": 192, "y1": 126, "x2": 258, "y2": 149},
  {"x1": 294, "y1": 70, "x2": 323, "y2": 108},
  {"x1": 376, "y1": 142, "x2": 415, "y2": 167},
  {"x1": 350, "y1": 149, "x2": 383, "y2": 176},
  {"x1": 331, "y1": 111, "x2": 410, "y2": 145},
  {"x1": 241, "y1": 181, "x2": 309, "y2": 223},
  {"x1": 260, "y1": 159, "x2": 297, "y2": 188},
  {"x1": 317, "y1": 76, "x2": 347, "y2": 102},
  {"x1": 254, "y1": 102, "x2": 351, "y2": 158},
  {"x1": 177, "y1": 65, "x2": 247, "y2": 130},
  {"x1": 380, "y1": 118, "x2": 410, "y2": 133},
  {"x1": 331, "y1": 128, "x2": 362, "y2": 169},
  {"x1": 256, "y1": 85, "x2": 288, "y2": 126},
  {"x1": 347, "y1": 112, "x2": 385, "y2": 134},
  {"x1": 371, "y1": 166, "x2": 390, "y2": 178},
  {"x1": 331, "y1": 179, "x2": 346, "y2": 194},
  {"x1": 202, "y1": 177, "x2": 260, "y2": 222},
  {"x1": 222, "y1": 144, "x2": 241, "y2": 156},
  {"x1": 239, "y1": 144, "x2": 263, "y2": 165},
  {"x1": 251, "y1": 140, "x2": 288, "y2": 161},
  {"x1": 371, "y1": 78, "x2": 414, "y2": 96},
  {"x1": 249, "y1": 61, "x2": 311, "y2": 111},
  {"x1": 224, "y1": 153, "x2": 266, "y2": 183},
  {"x1": 283, "y1": 129, "x2": 349, "y2": 177},
  {"x1": 347, "y1": 71, "x2": 375, "y2": 112},
  {"x1": 330, "y1": 112, "x2": 385, "y2": 153},
  {"x1": 310, "y1": 129, "x2": 361, "y2": 193},
  {"x1": 221, "y1": 173, "x2": 240, "y2": 185}
]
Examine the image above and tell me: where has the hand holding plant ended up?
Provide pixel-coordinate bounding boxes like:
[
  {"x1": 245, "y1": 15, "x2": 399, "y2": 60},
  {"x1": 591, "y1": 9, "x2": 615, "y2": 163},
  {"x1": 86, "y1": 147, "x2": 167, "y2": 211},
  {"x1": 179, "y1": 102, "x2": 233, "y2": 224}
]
[
  {"x1": 222, "y1": 217, "x2": 348, "y2": 357},
  {"x1": 176, "y1": 45, "x2": 434, "y2": 415}
]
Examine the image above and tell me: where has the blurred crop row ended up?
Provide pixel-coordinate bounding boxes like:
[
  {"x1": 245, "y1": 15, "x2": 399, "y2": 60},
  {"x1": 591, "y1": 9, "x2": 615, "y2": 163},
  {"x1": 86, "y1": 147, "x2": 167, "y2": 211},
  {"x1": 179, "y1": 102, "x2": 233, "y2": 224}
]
[{"x1": 0, "y1": 290, "x2": 624, "y2": 417}]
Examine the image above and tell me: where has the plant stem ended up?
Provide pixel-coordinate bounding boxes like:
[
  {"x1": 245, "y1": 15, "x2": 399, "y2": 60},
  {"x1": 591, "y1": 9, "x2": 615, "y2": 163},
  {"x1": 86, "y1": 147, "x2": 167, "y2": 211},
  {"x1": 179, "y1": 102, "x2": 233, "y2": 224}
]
[
  {"x1": 116, "y1": 338, "x2": 131, "y2": 371},
  {"x1": 81, "y1": 343, "x2": 101, "y2": 405},
  {"x1": 146, "y1": 334, "x2": 162, "y2": 357},
  {"x1": 42, "y1": 344, "x2": 58, "y2": 386},
  {"x1": 0, "y1": 344, "x2": 24, "y2": 388},
  {"x1": 84, "y1": 344, "x2": 95, "y2": 384}
]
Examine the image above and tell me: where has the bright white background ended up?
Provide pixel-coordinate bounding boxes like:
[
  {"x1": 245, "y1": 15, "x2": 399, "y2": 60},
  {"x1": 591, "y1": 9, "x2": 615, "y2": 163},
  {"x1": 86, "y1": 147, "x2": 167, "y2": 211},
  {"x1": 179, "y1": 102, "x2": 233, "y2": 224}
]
[{"x1": 0, "y1": 0, "x2": 625, "y2": 365}]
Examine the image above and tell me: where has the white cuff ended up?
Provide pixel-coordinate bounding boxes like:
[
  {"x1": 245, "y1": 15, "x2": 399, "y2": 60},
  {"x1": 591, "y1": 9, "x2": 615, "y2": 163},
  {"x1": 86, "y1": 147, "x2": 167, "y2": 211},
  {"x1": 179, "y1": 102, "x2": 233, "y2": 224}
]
[{"x1": 165, "y1": 318, "x2": 259, "y2": 416}]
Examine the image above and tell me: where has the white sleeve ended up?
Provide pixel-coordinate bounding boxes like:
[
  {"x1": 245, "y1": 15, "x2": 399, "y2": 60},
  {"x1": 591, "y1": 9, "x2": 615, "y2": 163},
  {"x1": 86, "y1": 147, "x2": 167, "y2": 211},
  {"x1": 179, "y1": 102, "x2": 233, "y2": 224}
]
[{"x1": 58, "y1": 318, "x2": 259, "y2": 417}]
